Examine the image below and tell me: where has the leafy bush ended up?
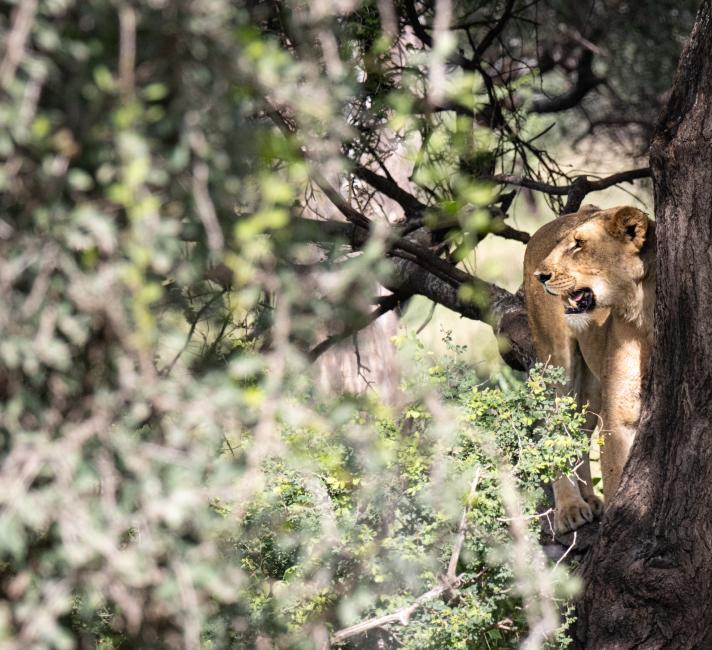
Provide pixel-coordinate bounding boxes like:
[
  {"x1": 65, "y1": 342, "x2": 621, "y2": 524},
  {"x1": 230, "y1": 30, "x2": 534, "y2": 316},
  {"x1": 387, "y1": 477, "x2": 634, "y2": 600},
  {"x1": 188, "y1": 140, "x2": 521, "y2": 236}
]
[{"x1": 230, "y1": 340, "x2": 588, "y2": 649}]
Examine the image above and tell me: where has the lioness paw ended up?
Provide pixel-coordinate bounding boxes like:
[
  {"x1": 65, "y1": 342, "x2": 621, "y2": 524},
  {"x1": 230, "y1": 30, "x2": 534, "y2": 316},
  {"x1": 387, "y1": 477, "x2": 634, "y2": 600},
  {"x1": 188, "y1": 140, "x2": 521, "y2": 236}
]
[
  {"x1": 554, "y1": 500, "x2": 594, "y2": 535},
  {"x1": 582, "y1": 494, "x2": 604, "y2": 518}
]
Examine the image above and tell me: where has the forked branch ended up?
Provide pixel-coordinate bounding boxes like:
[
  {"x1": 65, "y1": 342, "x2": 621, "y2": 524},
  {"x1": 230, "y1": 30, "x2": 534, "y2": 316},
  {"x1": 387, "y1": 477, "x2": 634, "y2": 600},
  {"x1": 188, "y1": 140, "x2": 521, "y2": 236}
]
[{"x1": 488, "y1": 167, "x2": 651, "y2": 213}]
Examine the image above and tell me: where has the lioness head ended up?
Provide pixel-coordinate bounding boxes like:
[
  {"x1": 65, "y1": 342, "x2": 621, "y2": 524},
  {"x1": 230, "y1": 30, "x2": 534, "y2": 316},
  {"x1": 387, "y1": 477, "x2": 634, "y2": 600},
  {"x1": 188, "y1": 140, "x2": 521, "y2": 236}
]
[{"x1": 534, "y1": 206, "x2": 654, "y2": 327}]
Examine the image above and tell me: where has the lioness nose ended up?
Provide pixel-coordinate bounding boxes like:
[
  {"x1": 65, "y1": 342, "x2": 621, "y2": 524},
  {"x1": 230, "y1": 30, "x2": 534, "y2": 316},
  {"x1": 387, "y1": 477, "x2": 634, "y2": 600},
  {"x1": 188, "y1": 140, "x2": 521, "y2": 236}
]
[{"x1": 535, "y1": 271, "x2": 552, "y2": 284}]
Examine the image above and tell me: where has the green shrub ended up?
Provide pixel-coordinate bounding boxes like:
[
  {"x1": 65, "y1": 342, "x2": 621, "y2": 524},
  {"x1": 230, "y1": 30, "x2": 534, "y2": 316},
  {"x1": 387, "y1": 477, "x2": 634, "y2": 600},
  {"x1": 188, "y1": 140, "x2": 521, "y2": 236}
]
[{"x1": 230, "y1": 337, "x2": 588, "y2": 649}]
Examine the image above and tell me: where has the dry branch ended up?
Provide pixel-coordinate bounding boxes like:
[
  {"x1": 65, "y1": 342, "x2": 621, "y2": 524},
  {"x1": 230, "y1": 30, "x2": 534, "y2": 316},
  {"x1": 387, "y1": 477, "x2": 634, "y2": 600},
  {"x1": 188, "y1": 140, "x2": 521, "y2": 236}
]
[
  {"x1": 530, "y1": 50, "x2": 603, "y2": 114},
  {"x1": 331, "y1": 579, "x2": 462, "y2": 644},
  {"x1": 308, "y1": 293, "x2": 403, "y2": 362},
  {"x1": 447, "y1": 469, "x2": 481, "y2": 583},
  {"x1": 488, "y1": 166, "x2": 651, "y2": 214},
  {"x1": 291, "y1": 216, "x2": 535, "y2": 370},
  {"x1": 473, "y1": 0, "x2": 516, "y2": 59},
  {"x1": 117, "y1": 3, "x2": 136, "y2": 100},
  {"x1": 487, "y1": 167, "x2": 650, "y2": 197},
  {"x1": 353, "y1": 166, "x2": 530, "y2": 243},
  {"x1": 352, "y1": 166, "x2": 426, "y2": 220}
]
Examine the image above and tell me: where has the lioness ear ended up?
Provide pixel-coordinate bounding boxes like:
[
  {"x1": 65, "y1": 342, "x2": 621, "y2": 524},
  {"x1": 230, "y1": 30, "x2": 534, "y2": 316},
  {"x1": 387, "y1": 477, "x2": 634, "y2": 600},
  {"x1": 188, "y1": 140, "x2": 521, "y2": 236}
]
[{"x1": 605, "y1": 206, "x2": 650, "y2": 250}]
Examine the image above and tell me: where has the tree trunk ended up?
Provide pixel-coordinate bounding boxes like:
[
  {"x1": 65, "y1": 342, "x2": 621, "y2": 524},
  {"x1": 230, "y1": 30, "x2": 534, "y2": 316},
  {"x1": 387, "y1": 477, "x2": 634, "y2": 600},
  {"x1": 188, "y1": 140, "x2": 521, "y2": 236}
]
[{"x1": 574, "y1": 2, "x2": 712, "y2": 647}]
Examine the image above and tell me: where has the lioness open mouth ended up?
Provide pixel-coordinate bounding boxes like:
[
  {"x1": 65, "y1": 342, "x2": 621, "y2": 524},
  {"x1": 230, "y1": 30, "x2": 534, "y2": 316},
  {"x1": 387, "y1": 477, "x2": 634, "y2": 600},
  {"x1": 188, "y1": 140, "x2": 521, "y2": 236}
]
[{"x1": 565, "y1": 288, "x2": 595, "y2": 314}]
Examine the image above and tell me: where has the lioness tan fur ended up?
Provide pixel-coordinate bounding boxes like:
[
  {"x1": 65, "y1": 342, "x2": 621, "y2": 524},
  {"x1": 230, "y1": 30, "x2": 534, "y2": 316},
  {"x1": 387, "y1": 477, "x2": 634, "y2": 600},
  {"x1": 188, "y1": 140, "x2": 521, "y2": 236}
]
[{"x1": 523, "y1": 205, "x2": 655, "y2": 534}]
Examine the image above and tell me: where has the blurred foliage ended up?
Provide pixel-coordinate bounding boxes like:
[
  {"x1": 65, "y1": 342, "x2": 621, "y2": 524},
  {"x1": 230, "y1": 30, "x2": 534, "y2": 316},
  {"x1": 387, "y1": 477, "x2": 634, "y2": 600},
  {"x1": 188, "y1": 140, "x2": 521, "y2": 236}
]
[{"x1": 0, "y1": 0, "x2": 694, "y2": 647}]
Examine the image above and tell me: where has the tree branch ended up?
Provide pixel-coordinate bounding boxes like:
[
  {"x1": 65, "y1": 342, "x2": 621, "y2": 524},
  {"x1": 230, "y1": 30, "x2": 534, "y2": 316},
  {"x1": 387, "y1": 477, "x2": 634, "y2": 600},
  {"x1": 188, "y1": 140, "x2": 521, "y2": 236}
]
[
  {"x1": 264, "y1": 105, "x2": 535, "y2": 369},
  {"x1": 0, "y1": 0, "x2": 37, "y2": 89},
  {"x1": 352, "y1": 166, "x2": 426, "y2": 220},
  {"x1": 264, "y1": 102, "x2": 373, "y2": 231},
  {"x1": 487, "y1": 166, "x2": 651, "y2": 213},
  {"x1": 485, "y1": 174, "x2": 569, "y2": 195},
  {"x1": 332, "y1": 577, "x2": 463, "y2": 644},
  {"x1": 291, "y1": 217, "x2": 535, "y2": 371},
  {"x1": 584, "y1": 167, "x2": 652, "y2": 192},
  {"x1": 269, "y1": 109, "x2": 473, "y2": 288},
  {"x1": 410, "y1": 96, "x2": 477, "y2": 118},
  {"x1": 530, "y1": 50, "x2": 604, "y2": 114},
  {"x1": 354, "y1": 167, "x2": 530, "y2": 242},
  {"x1": 489, "y1": 217, "x2": 531, "y2": 244},
  {"x1": 473, "y1": 0, "x2": 516, "y2": 59},
  {"x1": 308, "y1": 293, "x2": 403, "y2": 362},
  {"x1": 562, "y1": 167, "x2": 652, "y2": 213}
]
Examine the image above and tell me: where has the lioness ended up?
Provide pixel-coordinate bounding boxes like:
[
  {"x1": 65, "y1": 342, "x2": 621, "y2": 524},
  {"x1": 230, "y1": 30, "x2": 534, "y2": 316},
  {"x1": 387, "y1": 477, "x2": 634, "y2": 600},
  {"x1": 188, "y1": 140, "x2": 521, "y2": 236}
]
[{"x1": 523, "y1": 205, "x2": 655, "y2": 534}]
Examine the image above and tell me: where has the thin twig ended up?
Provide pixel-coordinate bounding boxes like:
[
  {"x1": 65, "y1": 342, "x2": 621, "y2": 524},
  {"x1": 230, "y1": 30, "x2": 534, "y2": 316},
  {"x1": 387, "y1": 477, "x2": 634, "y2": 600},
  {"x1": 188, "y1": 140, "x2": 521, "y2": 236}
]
[
  {"x1": 161, "y1": 291, "x2": 226, "y2": 376},
  {"x1": 555, "y1": 531, "x2": 577, "y2": 568},
  {"x1": 193, "y1": 161, "x2": 224, "y2": 253},
  {"x1": 499, "y1": 507, "x2": 554, "y2": 523},
  {"x1": 447, "y1": 468, "x2": 481, "y2": 583},
  {"x1": 416, "y1": 301, "x2": 437, "y2": 334},
  {"x1": 499, "y1": 465, "x2": 559, "y2": 649},
  {"x1": 428, "y1": 0, "x2": 453, "y2": 106}
]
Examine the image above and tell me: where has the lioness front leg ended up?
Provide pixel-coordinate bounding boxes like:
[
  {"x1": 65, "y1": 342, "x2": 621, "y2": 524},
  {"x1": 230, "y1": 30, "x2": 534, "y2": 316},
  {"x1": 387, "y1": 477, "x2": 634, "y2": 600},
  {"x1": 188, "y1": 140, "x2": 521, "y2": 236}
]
[
  {"x1": 576, "y1": 407, "x2": 605, "y2": 518},
  {"x1": 553, "y1": 474, "x2": 595, "y2": 534},
  {"x1": 554, "y1": 453, "x2": 604, "y2": 535},
  {"x1": 599, "y1": 324, "x2": 643, "y2": 500},
  {"x1": 577, "y1": 449, "x2": 605, "y2": 517},
  {"x1": 553, "y1": 366, "x2": 604, "y2": 534},
  {"x1": 599, "y1": 421, "x2": 636, "y2": 500}
]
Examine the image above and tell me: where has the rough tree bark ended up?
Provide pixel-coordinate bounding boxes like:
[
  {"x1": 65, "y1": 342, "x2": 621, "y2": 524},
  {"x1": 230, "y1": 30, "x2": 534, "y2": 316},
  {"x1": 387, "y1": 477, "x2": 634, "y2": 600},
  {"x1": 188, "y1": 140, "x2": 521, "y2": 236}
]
[{"x1": 574, "y1": 2, "x2": 712, "y2": 647}]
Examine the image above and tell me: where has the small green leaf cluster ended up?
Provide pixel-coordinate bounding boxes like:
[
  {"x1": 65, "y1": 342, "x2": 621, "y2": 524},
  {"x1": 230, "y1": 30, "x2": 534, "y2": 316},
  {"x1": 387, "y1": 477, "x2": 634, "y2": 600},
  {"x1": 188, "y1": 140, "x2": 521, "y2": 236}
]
[{"x1": 459, "y1": 364, "x2": 587, "y2": 486}]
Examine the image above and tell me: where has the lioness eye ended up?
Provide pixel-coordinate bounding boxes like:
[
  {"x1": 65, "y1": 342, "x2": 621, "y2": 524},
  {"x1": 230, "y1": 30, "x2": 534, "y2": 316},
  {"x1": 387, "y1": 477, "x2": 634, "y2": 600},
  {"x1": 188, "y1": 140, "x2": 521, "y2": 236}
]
[{"x1": 573, "y1": 237, "x2": 583, "y2": 249}]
